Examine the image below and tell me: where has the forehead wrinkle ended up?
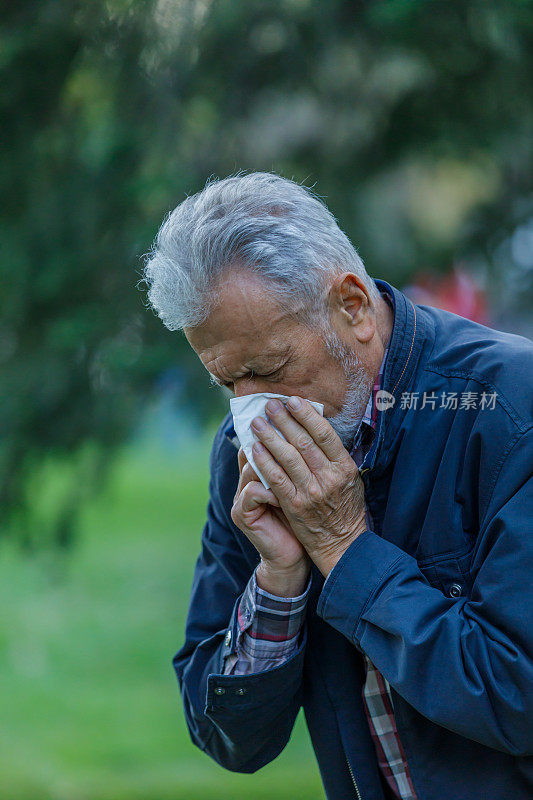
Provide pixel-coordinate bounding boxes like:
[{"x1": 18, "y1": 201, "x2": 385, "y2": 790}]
[
  {"x1": 194, "y1": 273, "x2": 301, "y2": 383},
  {"x1": 216, "y1": 270, "x2": 291, "y2": 332}
]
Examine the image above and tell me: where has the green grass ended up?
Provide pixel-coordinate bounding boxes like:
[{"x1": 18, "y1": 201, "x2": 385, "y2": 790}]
[{"x1": 0, "y1": 438, "x2": 325, "y2": 800}]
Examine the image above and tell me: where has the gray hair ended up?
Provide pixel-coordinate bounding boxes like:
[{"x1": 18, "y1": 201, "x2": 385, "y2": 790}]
[{"x1": 142, "y1": 171, "x2": 378, "y2": 331}]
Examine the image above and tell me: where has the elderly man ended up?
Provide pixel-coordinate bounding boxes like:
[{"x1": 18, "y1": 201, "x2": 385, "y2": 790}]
[{"x1": 143, "y1": 173, "x2": 532, "y2": 800}]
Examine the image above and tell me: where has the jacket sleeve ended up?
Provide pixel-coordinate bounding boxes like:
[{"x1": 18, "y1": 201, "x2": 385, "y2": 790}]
[
  {"x1": 316, "y1": 425, "x2": 533, "y2": 756},
  {"x1": 172, "y1": 425, "x2": 307, "y2": 773}
]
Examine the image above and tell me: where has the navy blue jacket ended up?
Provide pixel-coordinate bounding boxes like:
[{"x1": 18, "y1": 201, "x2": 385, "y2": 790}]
[{"x1": 173, "y1": 280, "x2": 533, "y2": 799}]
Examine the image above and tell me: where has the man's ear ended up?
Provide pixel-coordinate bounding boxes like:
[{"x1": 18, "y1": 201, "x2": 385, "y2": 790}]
[{"x1": 328, "y1": 273, "x2": 375, "y2": 343}]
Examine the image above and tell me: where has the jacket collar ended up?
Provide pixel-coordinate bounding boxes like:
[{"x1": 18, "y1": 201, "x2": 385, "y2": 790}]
[{"x1": 362, "y1": 279, "x2": 433, "y2": 475}]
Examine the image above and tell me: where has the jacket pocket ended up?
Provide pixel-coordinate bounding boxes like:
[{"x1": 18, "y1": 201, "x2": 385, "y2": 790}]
[{"x1": 417, "y1": 547, "x2": 474, "y2": 599}]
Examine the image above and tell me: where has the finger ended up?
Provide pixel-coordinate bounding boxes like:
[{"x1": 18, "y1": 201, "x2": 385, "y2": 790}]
[
  {"x1": 241, "y1": 461, "x2": 260, "y2": 488},
  {"x1": 252, "y1": 441, "x2": 295, "y2": 500},
  {"x1": 285, "y1": 397, "x2": 348, "y2": 462},
  {"x1": 234, "y1": 448, "x2": 248, "y2": 505},
  {"x1": 240, "y1": 481, "x2": 280, "y2": 513},
  {"x1": 251, "y1": 417, "x2": 311, "y2": 486},
  {"x1": 264, "y1": 399, "x2": 329, "y2": 473},
  {"x1": 238, "y1": 447, "x2": 247, "y2": 474}
]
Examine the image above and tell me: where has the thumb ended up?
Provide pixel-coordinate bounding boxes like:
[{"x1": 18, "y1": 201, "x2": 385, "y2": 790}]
[{"x1": 240, "y1": 482, "x2": 280, "y2": 513}]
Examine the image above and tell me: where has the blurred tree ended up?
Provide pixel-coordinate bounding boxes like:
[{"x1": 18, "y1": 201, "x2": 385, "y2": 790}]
[{"x1": 1, "y1": 0, "x2": 531, "y2": 545}]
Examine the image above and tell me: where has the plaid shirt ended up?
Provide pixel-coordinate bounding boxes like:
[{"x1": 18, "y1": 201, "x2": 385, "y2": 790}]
[{"x1": 223, "y1": 298, "x2": 418, "y2": 800}]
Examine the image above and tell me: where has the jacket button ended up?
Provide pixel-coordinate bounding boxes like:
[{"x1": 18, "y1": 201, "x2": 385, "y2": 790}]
[
  {"x1": 235, "y1": 687, "x2": 247, "y2": 695},
  {"x1": 214, "y1": 687, "x2": 226, "y2": 695},
  {"x1": 448, "y1": 582, "x2": 462, "y2": 598}
]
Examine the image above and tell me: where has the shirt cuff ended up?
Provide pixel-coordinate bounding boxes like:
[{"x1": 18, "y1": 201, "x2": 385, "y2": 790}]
[
  {"x1": 223, "y1": 566, "x2": 312, "y2": 675},
  {"x1": 239, "y1": 566, "x2": 311, "y2": 656}
]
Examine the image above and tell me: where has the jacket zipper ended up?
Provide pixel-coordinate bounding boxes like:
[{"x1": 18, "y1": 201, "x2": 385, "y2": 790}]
[
  {"x1": 346, "y1": 754, "x2": 363, "y2": 800},
  {"x1": 349, "y1": 469, "x2": 367, "y2": 800}
]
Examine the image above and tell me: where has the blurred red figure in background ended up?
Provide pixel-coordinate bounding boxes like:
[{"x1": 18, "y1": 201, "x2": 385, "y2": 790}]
[{"x1": 404, "y1": 267, "x2": 489, "y2": 324}]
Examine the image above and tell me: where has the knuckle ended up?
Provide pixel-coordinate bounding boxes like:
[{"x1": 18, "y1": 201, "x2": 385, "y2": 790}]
[
  {"x1": 324, "y1": 472, "x2": 341, "y2": 491},
  {"x1": 336, "y1": 468, "x2": 348, "y2": 485},
  {"x1": 270, "y1": 468, "x2": 289, "y2": 490},
  {"x1": 307, "y1": 483, "x2": 323, "y2": 503},
  {"x1": 240, "y1": 483, "x2": 253, "y2": 501},
  {"x1": 291, "y1": 494, "x2": 305, "y2": 513},
  {"x1": 296, "y1": 434, "x2": 311, "y2": 451},
  {"x1": 316, "y1": 428, "x2": 333, "y2": 446},
  {"x1": 271, "y1": 468, "x2": 286, "y2": 485},
  {"x1": 230, "y1": 503, "x2": 241, "y2": 525},
  {"x1": 285, "y1": 451, "x2": 300, "y2": 470},
  {"x1": 344, "y1": 459, "x2": 357, "y2": 478}
]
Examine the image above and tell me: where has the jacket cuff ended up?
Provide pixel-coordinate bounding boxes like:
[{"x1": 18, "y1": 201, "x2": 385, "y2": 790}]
[
  {"x1": 316, "y1": 529, "x2": 405, "y2": 643},
  {"x1": 205, "y1": 625, "x2": 307, "y2": 731}
]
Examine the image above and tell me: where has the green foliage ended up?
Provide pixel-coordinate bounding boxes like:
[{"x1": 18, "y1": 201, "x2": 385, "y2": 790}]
[
  {"x1": 1, "y1": 0, "x2": 532, "y2": 544},
  {"x1": 0, "y1": 442, "x2": 324, "y2": 799}
]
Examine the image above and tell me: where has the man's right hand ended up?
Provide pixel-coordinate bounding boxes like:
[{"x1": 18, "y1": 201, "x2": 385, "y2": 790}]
[{"x1": 231, "y1": 448, "x2": 311, "y2": 597}]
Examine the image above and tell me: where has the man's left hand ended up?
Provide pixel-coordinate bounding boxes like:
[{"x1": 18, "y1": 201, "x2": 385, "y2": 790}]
[{"x1": 251, "y1": 396, "x2": 367, "y2": 578}]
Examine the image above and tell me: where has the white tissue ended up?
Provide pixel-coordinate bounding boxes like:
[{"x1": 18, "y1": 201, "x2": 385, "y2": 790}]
[{"x1": 230, "y1": 392, "x2": 324, "y2": 490}]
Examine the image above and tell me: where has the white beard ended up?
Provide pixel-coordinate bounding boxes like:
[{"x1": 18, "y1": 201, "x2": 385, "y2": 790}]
[{"x1": 323, "y1": 327, "x2": 373, "y2": 450}]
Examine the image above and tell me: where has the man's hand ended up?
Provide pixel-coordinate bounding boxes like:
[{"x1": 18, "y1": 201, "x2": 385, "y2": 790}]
[
  {"x1": 250, "y1": 397, "x2": 367, "y2": 577},
  {"x1": 231, "y1": 448, "x2": 311, "y2": 596}
]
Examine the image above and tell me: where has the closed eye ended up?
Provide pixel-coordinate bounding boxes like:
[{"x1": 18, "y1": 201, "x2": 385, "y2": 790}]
[{"x1": 209, "y1": 365, "x2": 286, "y2": 390}]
